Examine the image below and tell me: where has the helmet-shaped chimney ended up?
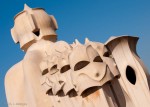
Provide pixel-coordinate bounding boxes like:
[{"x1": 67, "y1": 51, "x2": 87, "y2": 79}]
[{"x1": 11, "y1": 4, "x2": 58, "y2": 51}]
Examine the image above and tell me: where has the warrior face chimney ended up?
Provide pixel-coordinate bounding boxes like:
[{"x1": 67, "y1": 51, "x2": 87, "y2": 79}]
[{"x1": 11, "y1": 4, "x2": 58, "y2": 51}]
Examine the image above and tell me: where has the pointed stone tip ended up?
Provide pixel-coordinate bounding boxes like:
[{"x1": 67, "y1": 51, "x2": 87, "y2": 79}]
[
  {"x1": 75, "y1": 39, "x2": 80, "y2": 44},
  {"x1": 24, "y1": 4, "x2": 31, "y2": 11},
  {"x1": 85, "y1": 37, "x2": 90, "y2": 44}
]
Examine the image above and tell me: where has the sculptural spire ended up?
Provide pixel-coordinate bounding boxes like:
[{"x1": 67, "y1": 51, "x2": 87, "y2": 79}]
[
  {"x1": 85, "y1": 38, "x2": 90, "y2": 44},
  {"x1": 24, "y1": 4, "x2": 31, "y2": 11},
  {"x1": 23, "y1": 4, "x2": 33, "y2": 14}
]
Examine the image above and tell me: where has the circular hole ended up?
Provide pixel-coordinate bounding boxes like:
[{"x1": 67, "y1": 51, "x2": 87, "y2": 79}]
[{"x1": 126, "y1": 66, "x2": 136, "y2": 85}]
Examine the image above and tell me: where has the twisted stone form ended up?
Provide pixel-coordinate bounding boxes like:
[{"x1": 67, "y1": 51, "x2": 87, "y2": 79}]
[{"x1": 5, "y1": 4, "x2": 150, "y2": 107}]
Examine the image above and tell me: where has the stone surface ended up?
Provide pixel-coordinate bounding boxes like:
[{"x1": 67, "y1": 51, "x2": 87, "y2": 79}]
[{"x1": 5, "y1": 4, "x2": 150, "y2": 107}]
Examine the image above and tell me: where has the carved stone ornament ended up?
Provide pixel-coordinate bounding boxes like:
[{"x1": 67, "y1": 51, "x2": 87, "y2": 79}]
[{"x1": 5, "y1": 4, "x2": 150, "y2": 107}]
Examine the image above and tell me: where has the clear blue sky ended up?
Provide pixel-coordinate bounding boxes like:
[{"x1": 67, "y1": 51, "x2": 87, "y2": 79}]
[{"x1": 0, "y1": 0, "x2": 150, "y2": 106}]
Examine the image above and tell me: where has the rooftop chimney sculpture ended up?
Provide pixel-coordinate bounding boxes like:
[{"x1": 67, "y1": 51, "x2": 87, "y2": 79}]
[
  {"x1": 11, "y1": 4, "x2": 58, "y2": 51},
  {"x1": 5, "y1": 4, "x2": 150, "y2": 107}
]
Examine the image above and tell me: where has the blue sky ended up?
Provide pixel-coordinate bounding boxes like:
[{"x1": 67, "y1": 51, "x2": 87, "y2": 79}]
[{"x1": 0, "y1": 0, "x2": 150, "y2": 106}]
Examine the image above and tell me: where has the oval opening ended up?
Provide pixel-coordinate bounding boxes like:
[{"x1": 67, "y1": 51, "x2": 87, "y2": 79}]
[
  {"x1": 126, "y1": 66, "x2": 136, "y2": 85},
  {"x1": 42, "y1": 69, "x2": 48, "y2": 75},
  {"x1": 60, "y1": 65, "x2": 70, "y2": 73},
  {"x1": 74, "y1": 61, "x2": 89, "y2": 71}
]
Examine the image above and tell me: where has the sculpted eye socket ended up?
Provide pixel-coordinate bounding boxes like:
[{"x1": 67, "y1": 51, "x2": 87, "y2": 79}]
[
  {"x1": 60, "y1": 65, "x2": 71, "y2": 73},
  {"x1": 49, "y1": 65, "x2": 58, "y2": 75},
  {"x1": 93, "y1": 56, "x2": 103, "y2": 62},
  {"x1": 74, "y1": 61, "x2": 90, "y2": 71},
  {"x1": 103, "y1": 50, "x2": 112, "y2": 57},
  {"x1": 42, "y1": 69, "x2": 49, "y2": 75},
  {"x1": 32, "y1": 28, "x2": 40, "y2": 37},
  {"x1": 103, "y1": 51, "x2": 110, "y2": 57}
]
